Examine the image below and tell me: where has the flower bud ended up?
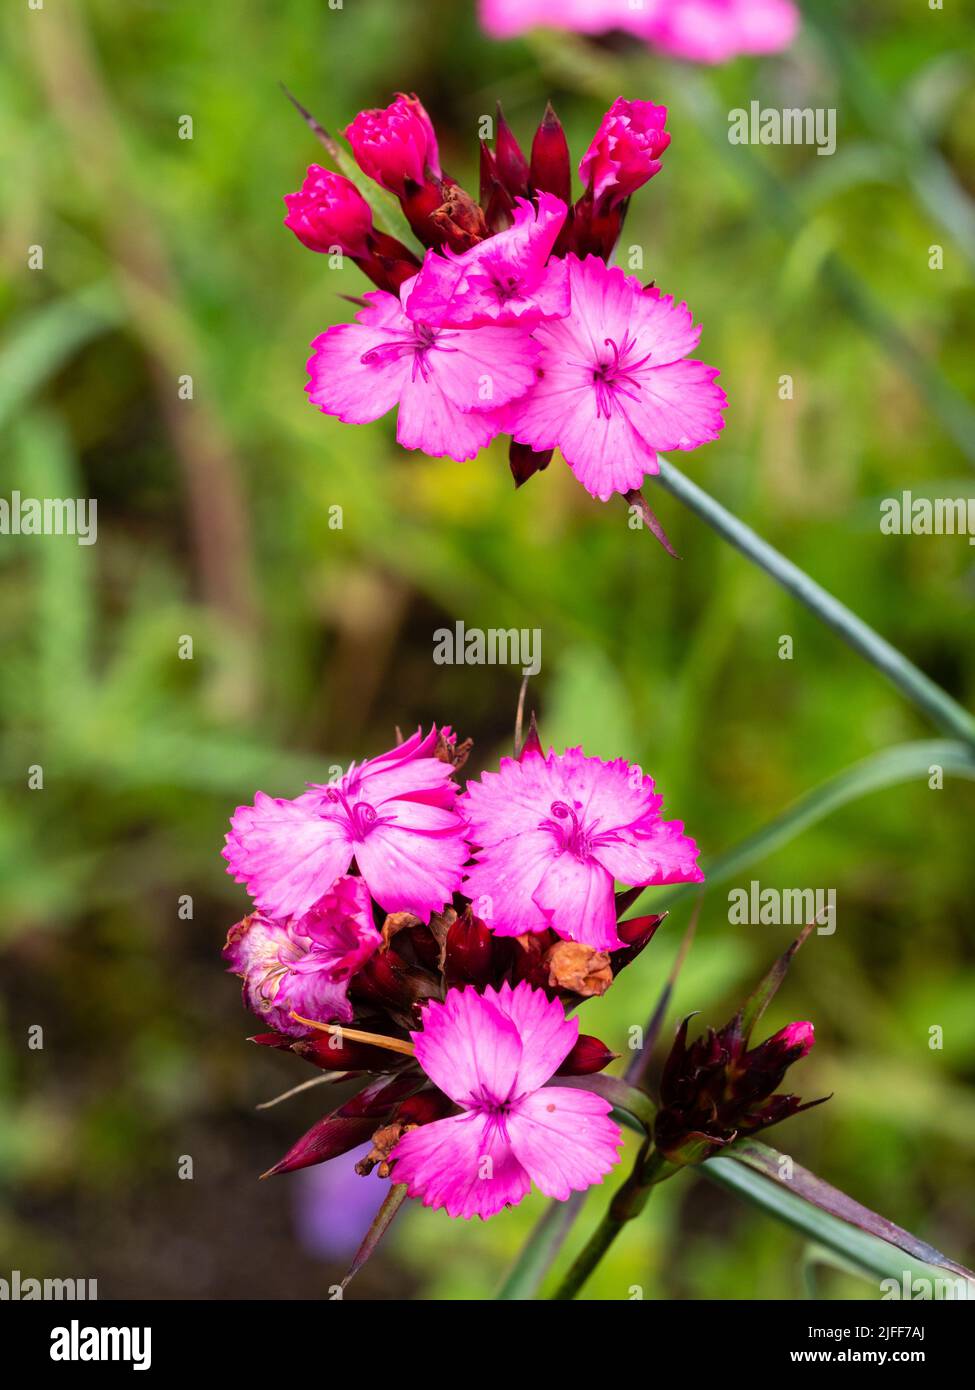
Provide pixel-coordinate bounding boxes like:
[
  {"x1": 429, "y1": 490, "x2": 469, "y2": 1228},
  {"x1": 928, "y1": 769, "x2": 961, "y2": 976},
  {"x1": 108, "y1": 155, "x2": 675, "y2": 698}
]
[
  {"x1": 283, "y1": 164, "x2": 374, "y2": 257},
  {"x1": 509, "y1": 440, "x2": 553, "y2": 487},
  {"x1": 530, "y1": 101, "x2": 571, "y2": 206},
  {"x1": 443, "y1": 906, "x2": 495, "y2": 988},
  {"x1": 494, "y1": 103, "x2": 530, "y2": 198},
  {"x1": 344, "y1": 93, "x2": 441, "y2": 196},
  {"x1": 261, "y1": 1073, "x2": 421, "y2": 1177},
  {"x1": 556, "y1": 1034, "x2": 618, "y2": 1076},
  {"x1": 578, "y1": 98, "x2": 670, "y2": 210}
]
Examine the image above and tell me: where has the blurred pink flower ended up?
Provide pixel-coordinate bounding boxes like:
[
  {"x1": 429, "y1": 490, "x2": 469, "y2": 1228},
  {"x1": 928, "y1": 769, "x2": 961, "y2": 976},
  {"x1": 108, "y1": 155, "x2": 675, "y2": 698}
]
[
  {"x1": 222, "y1": 877, "x2": 380, "y2": 1036},
  {"x1": 305, "y1": 276, "x2": 540, "y2": 461},
  {"x1": 506, "y1": 254, "x2": 726, "y2": 500},
  {"x1": 224, "y1": 727, "x2": 469, "y2": 921},
  {"x1": 462, "y1": 741, "x2": 703, "y2": 950},
  {"x1": 404, "y1": 192, "x2": 570, "y2": 328},
  {"x1": 478, "y1": 0, "x2": 799, "y2": 65},
  {"x1": 390, "y1": 982, "x2": 622, "y2": 1218}
]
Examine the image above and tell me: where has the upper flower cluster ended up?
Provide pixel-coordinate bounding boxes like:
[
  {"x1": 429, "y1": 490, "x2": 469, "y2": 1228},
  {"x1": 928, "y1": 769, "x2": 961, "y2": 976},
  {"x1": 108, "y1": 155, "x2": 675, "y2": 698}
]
[
  {"x1": 222, "y1": 720, "x2": 702, "y2": 1217},
  {"x1": 284, "y1": 94, "x2": 727, "y2": 501}
]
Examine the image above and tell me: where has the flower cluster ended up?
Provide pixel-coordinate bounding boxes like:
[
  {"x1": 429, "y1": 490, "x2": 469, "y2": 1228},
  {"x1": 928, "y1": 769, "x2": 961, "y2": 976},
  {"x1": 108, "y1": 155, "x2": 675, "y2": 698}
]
[
  {"x1": 285, "y1": 94, "x2": 727, "y2": 501},
  {"x1": 222, "y1": 720, "x2": 703, "y2": 1219},
  {"x1": 478, "y1": 0, "x2": 799, "y2": 66}
]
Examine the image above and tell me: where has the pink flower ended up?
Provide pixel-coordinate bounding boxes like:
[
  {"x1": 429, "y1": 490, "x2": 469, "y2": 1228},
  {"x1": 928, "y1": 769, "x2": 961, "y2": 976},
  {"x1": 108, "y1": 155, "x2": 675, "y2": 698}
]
[
  {"x1": 390, "y1": 982, "x2": 622, "y2": 1218},
  {"x1": 477, "y1": 0, "x2": 798, "y2": 65},
  {"x1": 404, "y1": 192, "x2": 570, "y2": 329},
  {"x1": 283, "y1": 165, "x2": 374, "y2": 257},
  {"x1": 637, "y1": 0, "x2": 799, "y2": 65},
  {"x1": 462, "y1": 743, "x2": 703, "y2": 950},
  {"x1": 222, "y1": 877, "x2": 381, "y2": 1036},
  {"x1": 224, "y1": 727, "x2": 469, "y2": 922},
  {"x1": 305, "y1": 276, "x2": 539, "y2": 461},
  {"x1": 578, "y1": 97, "x2": 670, "y2": 208},
  {"x1": 506, "y1": 254, "x2": 726, "y2": 500},
  {"x1": 344, "y1": 93, "x2": 441, "y2": 196}
]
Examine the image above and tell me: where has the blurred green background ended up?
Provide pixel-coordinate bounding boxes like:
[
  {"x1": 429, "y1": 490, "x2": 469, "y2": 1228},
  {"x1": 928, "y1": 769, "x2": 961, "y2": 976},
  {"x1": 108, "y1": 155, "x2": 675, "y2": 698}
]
[{"x1": 1, "y1": 0, "x2": 973, "y2": 1300}]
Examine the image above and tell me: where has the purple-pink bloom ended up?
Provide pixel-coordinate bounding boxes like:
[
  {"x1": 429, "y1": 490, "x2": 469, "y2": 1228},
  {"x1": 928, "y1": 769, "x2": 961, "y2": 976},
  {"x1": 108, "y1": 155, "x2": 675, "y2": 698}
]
[
  {"x1": 478, "y1": 0, "x2": 798, "y2": 65},
  {"x1": 578, "y1": 97, "x2": 670, "y2": 208},
  {"x1": 283, "y1": 165, "x2": 374, "y2": 257},
  {"x1": 506, "y1": 254, "x2": 726, "y2": 500},
  {"x1": 404, "y1": 192, "x2": 570, "y2": 329},
  {"x1": 462, "y1": 743, "x2": 703, "y2": 950},
  {"x1": 305, "y1": 276, "x2": 539, "y2": 461},
  {"x1": 344, "y1": 93, "x2": 441, "y2": 196},
  {"x1": 222, "y1": 876, "x2": 380, "y2": 1036},
  {"x1": 224, "y1": 727, "x2": 469, "y2": 923},
  {"x1": 390, "y1": 982, "x2": 622, "y2": 1219}
]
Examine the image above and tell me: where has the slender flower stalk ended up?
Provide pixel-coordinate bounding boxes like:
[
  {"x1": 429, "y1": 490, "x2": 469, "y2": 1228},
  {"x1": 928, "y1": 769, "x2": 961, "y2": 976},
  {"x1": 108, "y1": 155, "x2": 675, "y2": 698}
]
[{"x1": 553, "y1": 1142, "x2": 674, "y2": 1300}]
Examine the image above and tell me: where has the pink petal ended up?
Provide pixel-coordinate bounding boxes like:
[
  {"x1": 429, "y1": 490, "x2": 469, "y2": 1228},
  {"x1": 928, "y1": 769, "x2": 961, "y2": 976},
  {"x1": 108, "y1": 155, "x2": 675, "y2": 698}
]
[
  {"x1": 395, "y1": 373, "x2": 501, "y2": 460},
  {"x1": 353, "y1": 821, "x2": 467, "y2": 921},
  {"x1": 424, "y1": 324, "x2": 540, "y2": 413},
  {"x1": 627, "y1": 358, "x2": 727, "y2": 452},
  {"x1": 391, "y1": 1110, "x2": 531, "y2": 1219},
  {"x1": 593, "y1": 819, "x2": 705, "y2": 887},
  {"x1": 305, "y1": 294, "x2": 409, "y2": 425},
  {"x1": 492, "y1": 981, "x2": 579, "y2": 1095},
  {"x1": 462, "y1": 831, "x2": 554, "y2": 937},
  {"x1": 411, "y1": 988, "x2": 524, "y2": 1107},
  {"x1": 507, "y1": 1088, "x2": 622, "y2": 1200},
  {"x1": 223, "y1": 794, "x2": 352, "y2": 920},
  {"x1": 532, "y1": 852, "x2": 621, "y2": 950}
]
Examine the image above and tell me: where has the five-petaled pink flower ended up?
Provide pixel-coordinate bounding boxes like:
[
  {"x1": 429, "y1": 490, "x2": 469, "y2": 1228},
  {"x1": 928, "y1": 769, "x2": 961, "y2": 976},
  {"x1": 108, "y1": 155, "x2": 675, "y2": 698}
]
[
  {"x1": 390, "y1": 981, "x2": 622, "y2": 1219},
  {"x1": 506, "y1": 254, "x2": 726, "y2": 500},
  {"x1": 222, "y1": 876, "x2": 381, "y2": 1036},
  {"x1": 224, "y1": 727, "x2": 469, "y2": 922},
  {"x1": 405, "y1": 192, "x2": 570, "y2": 329},
  {"x1": 462, "y1": 743, "x2": 703, "y2": 950},
  {"x1": 305, "y1": 276, "x2": 539, "y2": 461}
]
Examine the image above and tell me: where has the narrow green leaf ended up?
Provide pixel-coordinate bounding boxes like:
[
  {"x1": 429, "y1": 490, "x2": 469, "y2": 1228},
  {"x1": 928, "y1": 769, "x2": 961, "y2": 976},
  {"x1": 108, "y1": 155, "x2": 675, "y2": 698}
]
[
  {"x1": 634, "y1": 739, "x2": 975, "y2": 916},
  {"x1": 727, "y1": 1139, "x2": 975, "y2": 1282},
  {"x1": 495, "y1": 1191, "x2": 587, "y2": 1301}
]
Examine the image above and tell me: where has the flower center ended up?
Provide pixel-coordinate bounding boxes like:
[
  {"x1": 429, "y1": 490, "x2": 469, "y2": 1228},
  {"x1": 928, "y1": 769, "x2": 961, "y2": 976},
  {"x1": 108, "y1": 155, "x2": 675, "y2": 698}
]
[
  {"x1": 591, "y1": 334, "x2": 653, "y2": 419},
  {"x1": 360, "y1": 322, "x2": 459, "y2": 383},
  {"x1": 324, "y1": 786, "x2": 382, "y2": 841},
  {"x1": 541, "y1": 799, "x2": 595, "y2": 860}
]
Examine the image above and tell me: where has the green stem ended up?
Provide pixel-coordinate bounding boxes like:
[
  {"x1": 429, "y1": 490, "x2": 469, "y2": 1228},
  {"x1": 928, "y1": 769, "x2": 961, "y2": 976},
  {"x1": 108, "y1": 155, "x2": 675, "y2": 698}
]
[
  {"x1": 496, "y1": 1191, "x2": 587, "y2": 1300},
  {"x1": 553, "y1": 1146, "x2": 671, "y2": 1300},
  {"x1": 656, "y1": 459, "x2": 975, "y2": 748}
]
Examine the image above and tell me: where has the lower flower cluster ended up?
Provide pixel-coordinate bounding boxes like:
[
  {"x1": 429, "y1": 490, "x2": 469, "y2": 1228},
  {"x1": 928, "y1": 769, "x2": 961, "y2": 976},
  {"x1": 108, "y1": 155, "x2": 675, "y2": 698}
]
[{"x1": 222, "y1": 720, "x2": 819, "y2": 1224}]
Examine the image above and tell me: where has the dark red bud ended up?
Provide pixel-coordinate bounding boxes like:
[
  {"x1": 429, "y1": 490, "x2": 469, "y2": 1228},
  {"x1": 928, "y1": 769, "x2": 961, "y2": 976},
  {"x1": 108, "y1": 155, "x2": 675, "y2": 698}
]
[
  {"x1": 569, "y1": 190, "x2": 627, "y2": 262},
  {"x1": 444, "y1": 907, "x2": 495, "y2": 988},
  {"x1": 395, "y1": 1089, "x2": 453, "y2": 1127},
  {"x1": 516, "y1": 710, "x2": 544, "y2": 762},
  {"x1": 556, "y1": 1034, "x2": 618, "y2": 1076},
  {"x1": 261, "y1": 1073, "x2": 420, "y2": 1178},
  {"x1": 611, "y1": 913, "x2": 666, "y2": 973},
  {"x1": 355, "y1": 230, "x2": 421, "y2": 292},
  {"x1": 495, "y1": 104, "x2": 530, "y2": 199},
  {"x1": 291, "y1": 1034, "x2": 400, "y2": 1073},
  {"x1": 530, "y1": 101, "x2": 571, "y2": 205},
  {"x1": 509, "y1": 439, "x2": 552, "y2": 487},
  {"x1": 248, "y1": 1031, "x2": 294, "y2": 1050}
]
